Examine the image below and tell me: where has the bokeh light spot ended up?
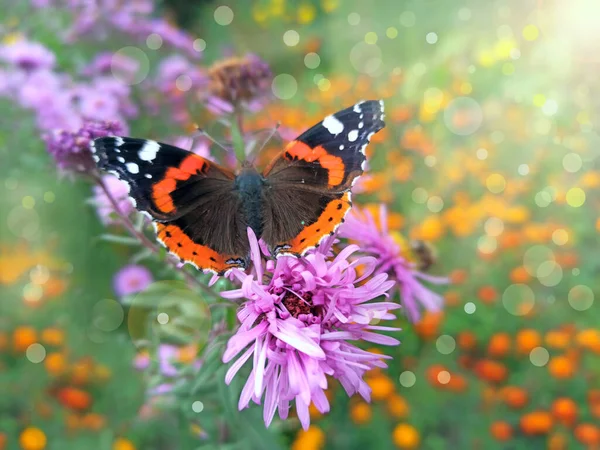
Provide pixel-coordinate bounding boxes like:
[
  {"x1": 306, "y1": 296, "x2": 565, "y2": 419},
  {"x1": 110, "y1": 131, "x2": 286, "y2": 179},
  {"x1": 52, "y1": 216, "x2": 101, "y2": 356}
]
[
  {"x1": 176, "y1": 74, "x2": 192, "y2": 92},
  {"x1": 386, "y1": 27, "x2": 398, "y2": 39},
  {"x1": 486, "y1": 174, "x2": 506, "y2": 193},
  {"x1": 43, "y1": 191, "x2": 55, "y2": 203},
  {"x1": 552, "y1": 229, "x2": 569, "y2": 246},
  {"x1": 436, "y1": 335, "x2": 456, "y2": 354},
  {"x1": 464, "y1": 302, "x2": 476, "y2": 314},
  {"x1": 444, "y1": 97, "x2": 483, "y2": 135},
  {"x1": 437, "y1": 371, "x2": 451, "y2": 384},
  {"x1": 478, "y1": 236, "x2": 497, "y2": 254},
  {"x1": 426, "y1": 32, "x2": 438, "y2": 44},
  {"x1": 22, "y1": 196, "x2": 35, "y2": 209},
  {"x1": 399, "y1": 371, "x2": 416, "y2": 387},
  {"x1": 568, "y1": 285, "x2": 594, "y2": 311},
  {"x1": 192, "y1": 401, "x2": 204, "y2": 413},
  {"x1": 7, "y1": 206, "x2": 40, "y2": 240},
  {"x1": 304, "y1": 52, "x2": 321, "y2": 69},
  {"x1": 93, "y1": 299, "x2": 124, "y2": 332},
  {"x1": 193, "y1": 39, "x2": 206, "y2": 52},
  {"x1": 214, "y1": 5, "x2": 234, "y2": 25},
  {"x1": 271, "y1": 74, "x2": 297, "y2": 99},
  {"x1": 523, "y1": 245, "x2": 555, "y2": 276},
  {"x1": 111, "y1": 47, "x2": 150, "y2": 85},
  {"x1": 348, "y1": 13, "x2": 360, "y2": 25},
  {"x1": 542, "y1": 99, "x2": 558, "y2": 116},
  {"x1": 350, "y1": 41, "x2": 382, "y2": 75},
  {"x1": 146, "y1": 33, "x2": 163, "y2": 50},
  {"x1": 536, "y1": 261, "x2": 563, "y2": 287},
  {"x1": 518, "y1": 164, "x2": 529, "y2": 175},
  {"x1": 565, "y1": 187, "x2": 585, "y2": 207},
  {"x1": 522, "y1": 24, "x2": 539, "y2": 41},
  {"x1": 484, "y1": 217, "x2": 504, "y2": 236},
  {"x1": 399, "y1": 11, "x2": 416, "y2": 27},
  {"x1": 23, "y1": 283, "x2": 43, "y2": 304},
  {"x1": 502, "y1": 284, "x2": 535, "y2": 316},
  {"x1": 530, "y1": 347, "x2": 549, "y2": 366},
  {"x1": 458, "y1": 7, "x2": 472, "y2": 21},
  {"x1": 365, "y1": 32, "x2": 378, "y2": 44},
  {"x1": 427, "y1": 196, "x2": 444, "y2": 212},
  {"x1": 476, "y1": 148, "x2": 488, "y2": 160},
  {"x1": 562, "y1": 153, "x2": 582, "y2": 173},
  {"x1": 283, "y1": 30, "x2": 300, "y2": 46},
  {"x1": 424, "y1": 155, "x2": 437, "y2": 167},
  {"x1": 157, "y1": 313, "x2": 169, "y2": 324},
  {"x1": 317, "y1": 78, "x2": 331, "y2": 91},
  {"x1": 412, "y1": 188, "x2": 428, "y2": 204},
  {"x1": 26, "y1": 343, "x2": 46, "y2": 363}
]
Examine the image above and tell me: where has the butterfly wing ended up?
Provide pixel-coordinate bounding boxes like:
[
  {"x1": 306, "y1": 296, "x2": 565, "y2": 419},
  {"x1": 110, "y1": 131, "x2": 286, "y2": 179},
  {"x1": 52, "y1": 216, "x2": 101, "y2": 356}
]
[
  {"x1": 261, "y1": 100, "x2": 385, "y2": 256},
  {"x1": 92, "y1": 137, "x2": 248, "y2": 274}
]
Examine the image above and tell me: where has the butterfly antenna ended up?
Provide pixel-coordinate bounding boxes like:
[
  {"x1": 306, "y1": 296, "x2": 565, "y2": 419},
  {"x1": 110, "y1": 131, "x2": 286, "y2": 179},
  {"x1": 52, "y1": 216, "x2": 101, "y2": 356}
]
[
  {"x1": 251, "y1": 122, "x2": 282, "y2": 161},
  {"x1": 193, "y1": 124, "x2": 232, "y2": 154}
]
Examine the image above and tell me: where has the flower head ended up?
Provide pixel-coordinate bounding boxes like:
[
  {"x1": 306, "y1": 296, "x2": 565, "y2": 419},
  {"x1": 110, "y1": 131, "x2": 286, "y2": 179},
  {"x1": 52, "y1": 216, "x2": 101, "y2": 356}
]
[
  {"x1": 0, "y1": 40, "x2": 55, "y2": 71},
  {"x1": 221, "y1": 229, "x2": 399, "y2": 430},
  {"x1": 113, "y1": 264, "x2": 153, "y2": 297},
  {"x1": 44, "y1": 119, "x2": 124, "y2": 173},
  {"x1": 339, "y1": 205, "x2": 446, "y2": 322},
  {"x1": 205, "y1": 54, "x2": 272, "y2": 114},
  {"x1": 93, "y1": 174, "x2": 134, "y2": 225}
]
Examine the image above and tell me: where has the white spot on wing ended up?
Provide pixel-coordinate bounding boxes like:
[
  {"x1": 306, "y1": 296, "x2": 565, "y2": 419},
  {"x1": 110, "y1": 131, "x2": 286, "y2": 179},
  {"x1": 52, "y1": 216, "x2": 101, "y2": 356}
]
[
  {"x1": 138, "y1": 140, "x2": 160, "y2": 162},
  {"x1": 339, "y1": 144, "x2": 344, "y2": 150},
  {"x1": 144, "y1": 173, "x2": 152, "y2": 179},
  {"x1": 117, "y1": 156, "x2": 125, "y2": 163},
  {"x1": 348, "y1": 129, "x2": 359, "y2": 142},
  {"x1": 115, "y1": 137, "x2": 124, "y2": 146},
  {"x1": 353, "y1": 101, "x2": 364, "y2": 113},
  {"x1": 126, "y1": 162, "x2": 139, "y2": 174},
  {"x1": 323, "y1": 115, "x2": 344, "y2": 135},
  {"x1": 92, "y1": 155, "x2": 99, "y2": 163},
  {"x1": 358, "y1": 122, "x2": 364, "y2": 129}
]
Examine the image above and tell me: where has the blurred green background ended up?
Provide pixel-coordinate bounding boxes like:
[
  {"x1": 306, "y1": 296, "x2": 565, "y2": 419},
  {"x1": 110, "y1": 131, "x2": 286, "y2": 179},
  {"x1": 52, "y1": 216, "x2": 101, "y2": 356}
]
[{"x1": 1, "y1": 0, "x2": 600, "y2": 449}]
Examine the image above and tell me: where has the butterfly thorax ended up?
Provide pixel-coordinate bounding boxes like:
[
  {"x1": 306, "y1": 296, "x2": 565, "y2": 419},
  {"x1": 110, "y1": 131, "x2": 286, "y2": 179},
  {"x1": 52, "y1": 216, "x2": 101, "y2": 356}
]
[{"x1": 234, "y1": 166, "x2": 265, "y2": 238}]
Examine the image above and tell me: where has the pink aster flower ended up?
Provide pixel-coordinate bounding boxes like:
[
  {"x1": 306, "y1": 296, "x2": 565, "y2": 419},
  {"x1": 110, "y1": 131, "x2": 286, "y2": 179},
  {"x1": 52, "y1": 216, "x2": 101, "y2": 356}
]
[
  {"x1": 93, "y1": 174, "x2": 135, "y2": 225},
  {"x1": 113, "y1": 264, "x2": 153, "y2": 297},
  {"x1": 0, "y1": 40, "x2": 56, "y2": 71},
  {"x1": 221, "y1": 229, "x2": 400, "y2": 430},
  {"x1": 339, "y1": 205, "x2": 447, "y2": 322}
]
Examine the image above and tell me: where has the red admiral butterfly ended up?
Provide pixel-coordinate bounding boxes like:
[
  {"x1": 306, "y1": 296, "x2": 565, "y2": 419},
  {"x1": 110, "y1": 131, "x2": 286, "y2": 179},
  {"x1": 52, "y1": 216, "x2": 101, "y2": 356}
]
[{"x1": 91, "y1": 100, "x2": 385, "y2": 275}]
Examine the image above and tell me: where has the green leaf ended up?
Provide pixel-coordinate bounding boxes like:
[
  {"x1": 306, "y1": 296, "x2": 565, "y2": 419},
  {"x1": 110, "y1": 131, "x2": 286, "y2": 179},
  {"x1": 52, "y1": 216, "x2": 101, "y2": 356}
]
[{"x1": 94, "y1": 233, "x2": 141, "y2": 246}]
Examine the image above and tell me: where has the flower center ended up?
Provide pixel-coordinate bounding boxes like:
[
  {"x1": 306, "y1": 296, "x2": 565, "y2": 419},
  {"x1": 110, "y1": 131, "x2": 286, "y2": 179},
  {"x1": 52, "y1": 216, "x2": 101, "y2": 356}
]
[{"x1": 282, "y1": 291, "x2": 313, "y2": 318}]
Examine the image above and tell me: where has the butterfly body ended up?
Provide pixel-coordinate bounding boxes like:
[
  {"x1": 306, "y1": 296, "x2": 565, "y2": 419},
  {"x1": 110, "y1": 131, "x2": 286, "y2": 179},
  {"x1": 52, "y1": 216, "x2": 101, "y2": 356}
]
[{"x1": 91, "y1": 100, "x2": 385, "y2": 275}]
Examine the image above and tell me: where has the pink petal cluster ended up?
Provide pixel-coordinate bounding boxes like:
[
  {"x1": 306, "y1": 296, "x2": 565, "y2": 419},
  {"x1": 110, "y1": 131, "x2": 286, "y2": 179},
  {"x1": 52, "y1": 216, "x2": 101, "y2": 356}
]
[
  {"x1": 339, "y1": 205, "x2": 447, "y2": 322},
  {"x1": 221, "y1": 229, "x2": 400, "y2": 429}
]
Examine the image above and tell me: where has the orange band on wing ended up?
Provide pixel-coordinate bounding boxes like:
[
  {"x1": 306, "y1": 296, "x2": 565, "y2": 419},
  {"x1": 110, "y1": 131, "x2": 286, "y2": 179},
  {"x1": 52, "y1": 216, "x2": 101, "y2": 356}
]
[
  {"x1": 284, "y1": 141, "x2": 345, "y2": 187},
  {"x1": 156, "y1": 223, "x2": 245, "y2": 274},
  {"x1": 151, "y1": 154, "x2": 208, "y2": 214},
  {"x1": 274, "y1": 192, "x2": 351, "y2": 256}
]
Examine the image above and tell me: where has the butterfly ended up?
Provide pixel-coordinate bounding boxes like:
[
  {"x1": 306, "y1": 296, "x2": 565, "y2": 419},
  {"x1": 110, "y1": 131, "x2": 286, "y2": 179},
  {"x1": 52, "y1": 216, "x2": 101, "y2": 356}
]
[{"x1": 91, "y1": 100, "x2": 385, "y2": 275}]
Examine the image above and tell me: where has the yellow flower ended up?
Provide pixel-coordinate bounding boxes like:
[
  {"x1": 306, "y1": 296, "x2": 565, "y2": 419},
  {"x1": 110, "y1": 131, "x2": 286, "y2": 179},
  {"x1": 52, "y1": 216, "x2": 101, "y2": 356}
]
[
  {"x1": 19, "y1": 427, "x2": 46, "y2": 450},
  {"x1": 350, "y1": 402, "x2": 372, "y2": 424},
  {"x1": 291, "y1": 426, "x2": 326, "y2": 450},
  {"x1": 112, "y1": 438, "x2": 136, "y2": 450}
]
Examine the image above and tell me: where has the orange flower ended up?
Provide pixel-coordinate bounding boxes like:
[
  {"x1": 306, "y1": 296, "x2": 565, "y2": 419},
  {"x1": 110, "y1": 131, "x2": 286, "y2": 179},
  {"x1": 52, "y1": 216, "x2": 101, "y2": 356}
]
[
  {"x1": 516, "y1": 329, "x2": 541, "y2": 355},
  {"x1": 547, "y1": 432, "x2": 568, "y2": 450},
  {"x1": 291, "y1": 425, "x2": 326, "y2": 450},
  {"x1": 19, "y1": 427, "x2": 46, "y2": 450},
  {"x1": 350, "y1": 402, "x2": 372, "y2": 425},
  {"x1": 0, "y1": 433, "x2": 6, "y2": 450},
  {"x1": 589, "y1": 390, "x2": 600, "y2": 405},
  {"x1": 490, "y1": 421, "x2": 512, "y2": 441},
  {"x1": 414, "y1": 311, "x2": 444, "y2": 341},
  {"x1": 487, "y1": 333, "x2": 511, "y2": 358},
  {"x1": 473, "y1": 360, "x2": 507, "y2": 384},
  {"x1": 501, "y1": 386, "x2": 529, "y2": 409},
  {"x1": 545, "y1": 330, "x2": 570, "y2": 350},
  {"x1": 449, "y1": 269, "x2": 468, "y2": 284},
  {"x1": 112, "y1": 438, "x2": 136, "y2": 450},
  {"x1": 457, "y1": 331, "x2": 477, "y2": 351},
  {"x1": 40, "y1": 328, "x2": 64, "y2": 347},
  {"x1": 81, "y1": 413, "x2": 106, "y2": 431},
  {"x1": 510, "y1": 266, "x2": 531, "y2": 284},
  {"x1": 574, "y1": 424, "x2": 600, "y2": 446},
  {"x1": 446, "y1": 374, "x2": 468, "y2": 393},
  {"x1": 367, "y1": 374, "x2": 396, "y2": 401},
  {"x1": 444, "y1": 290, "x2": 461, "y2": 307},
  {"x1": 576, "y1": 329, "x2": 600, "y2": 353},
  {"x1": 70, "y1": 359, "x2": 93, "y2": 385},
  {"x1": 392, "y1": 423, "x2": 420, "y2": 449},
  {"x1": 54, "y1": 387, "x2": 92, "y2": 411},
  {"x1": 386, "y1": 394, "x2": 410, "y2": 419},
  {"x1": 551, "y1": 397, "x2": 578, "y2": 426},
  {"x1": 426, "y1": 364, "x2": 449, "y2": 387},
  {"x1": 44, "y1": 352, "x2": 67, "y2": 377},
  {"x1": 477, "y1": 286, "x2": 497, "y2": 304},
  {"x1": 12, "y1": 326, "x2": 37, "y2": 353},
  {"x1": 412, "y1": 215, "x2": 444, "y2": 242},
  {"x1": 548, "y1": 356, "x2": 575, "y2": 379},
  {"x1": 520, "y1": 411, "x2": 553, "y2": 435}
]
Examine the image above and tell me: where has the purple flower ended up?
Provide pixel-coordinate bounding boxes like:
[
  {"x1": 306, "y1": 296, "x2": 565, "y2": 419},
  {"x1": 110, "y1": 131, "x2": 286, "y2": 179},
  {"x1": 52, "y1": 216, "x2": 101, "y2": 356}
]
[
  {"x1": 169, "y1": 136, "x2": 210, "y2": 158},
  {"x1": 113, "y1": 264, "x2": 153, "y2": 297},
  {"x1": 339, "y1": 205, "x2": 447, "y2": 322},
  {"x1": 44, "y1": 119, "x2": 124, "y2": 172},
  {"x1": 221, "y1": 229, "x2": 399, "y2": 430},
  {"x1": 0, "y1": 40, "x2": 55, "y2": 71},
  {"x1": 93, "y1": 174, "x2": 134, "y2": 225}
]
